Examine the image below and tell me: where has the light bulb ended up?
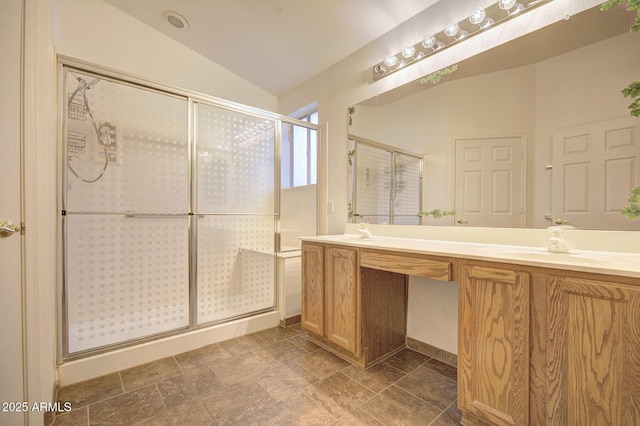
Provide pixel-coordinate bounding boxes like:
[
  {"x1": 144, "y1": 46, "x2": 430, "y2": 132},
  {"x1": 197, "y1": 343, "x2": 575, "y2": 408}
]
[
  {"x1": 402, "y1": 46, "x2": 417, "y2": 59},
  {"x1": 384, "y1": 54, "x2": 399, "y2": 67},
  {"x1": 422, "y1": 35, "x2": 444, "y2": 51},
  {"x1": 498, "y1": 0, "x2": 524, "y2": 15},
  {"x1": 469, "y1": 8, "x2": 494, "y2": 28},
  {"x1": 444, "y1": 23, "x2": 459, "y2": 37},
  {"x1": 444, "y1": 23, "x2": 467, "y2": 40}
]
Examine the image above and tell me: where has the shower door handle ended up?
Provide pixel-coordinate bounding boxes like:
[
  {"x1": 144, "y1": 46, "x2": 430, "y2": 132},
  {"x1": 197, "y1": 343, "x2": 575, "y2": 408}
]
[{"x1": 0, "y1": 220, "x2": 23, "y2": 238}]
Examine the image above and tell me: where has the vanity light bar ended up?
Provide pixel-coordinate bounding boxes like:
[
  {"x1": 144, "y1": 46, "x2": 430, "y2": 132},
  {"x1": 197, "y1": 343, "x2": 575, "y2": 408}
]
[{"x1": 372, "y1": 0, "x2": 550, "y2": 81}]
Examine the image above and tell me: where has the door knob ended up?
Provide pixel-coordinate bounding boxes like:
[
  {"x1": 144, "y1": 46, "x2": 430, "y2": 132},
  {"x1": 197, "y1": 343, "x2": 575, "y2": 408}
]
[
  {"x1": 0, "y1": 220, "x2": 22, "y2": 238},
  {"x1": 456, "y1": 218, "x2": 468, "y2": 224}
]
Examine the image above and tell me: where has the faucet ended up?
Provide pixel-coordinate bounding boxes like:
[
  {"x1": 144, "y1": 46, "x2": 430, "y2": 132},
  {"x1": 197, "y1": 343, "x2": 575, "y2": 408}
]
[
  {"x1": 358, "y1": 222, "x2": 373, "y2": 239},
  {"x1": 547, "y1": 225, "x2": 574, "y2": 253}
]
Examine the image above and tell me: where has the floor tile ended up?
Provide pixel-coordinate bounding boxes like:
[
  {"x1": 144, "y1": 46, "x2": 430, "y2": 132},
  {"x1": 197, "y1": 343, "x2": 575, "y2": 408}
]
[
  {"x1": 361, "y1": 385, "x2": 443, "y2": 425},
  {"x1": 155, "y1": 365, "x2": 224, "y2": 410},
  {"x1": 383, "y1": 348, "x2": 430, "y2": 373},
  {"x1": 252, "y1": 325, "x2": 300, "y2": 345},
  {"x1": 202, "y1": 379, "x2": 277, "y2": 424},
  {"x1": 134, "y1": 400, "x2": 216, "y2": 425},
  {"x1": 88, "y1": 384, "x2": 166, "y2": 426},
  {"x1": 294, "y1": 348, "x2": 350, "y2": 380},
  {"x1": 423, "y1": 358, "x2": 458, "y2": 382},
  {"x1": 333, "y1": 408, "x2": 384, "y2": 425},
  {"x1": 253, "y1": 338, "x2": 309, "y2": 364},
  {"x1": 254, "y1": 362, "x2": 320, "y2": 407},
  {"x1": 56, "y1": 372, "x2": 123, "y2": 409},
  {"x1": 290, "y1": 334, "x2": 322, "y2": 352},
  {"x1": 173, "y1": 342, "x2": 230, "y2": 371},
  {"x1": 395, "y1": 365, "x2": 458, "y2": 410},
  {"x1": 209, "y1": 350, "x2": 271, "y2": 385},
  {"x1": 431, "y1": 400, "x2": 463, "y2": 426},
  {"x1": 302, "y1": 372, "x2": 376, "y2": 418},
  {"x1": 217, "y1": 332, "x2": 270, "y2": 356},
  {"x1": 52, "y1": 326, "x2": 459, "y2": 426},
  {"x1": 342, "y1": 362, "x2": 407, "y2": 393},
  {"x1": 120, "y1": 357, "x2": 183, "y2": 392},
  {"x1": 270, "y1": 393, "x2": 336, "y2": 425},
  {"x1": 47, "y1": 407, "x2": 88, "y2": 426}
]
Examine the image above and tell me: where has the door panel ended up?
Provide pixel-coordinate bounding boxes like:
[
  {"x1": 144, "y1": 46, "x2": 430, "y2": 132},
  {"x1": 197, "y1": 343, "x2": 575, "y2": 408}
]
[
  {"x1": 0, "y1": 0, "x2": 25, "y2": 424},
  {"x1": 552, "y1": 117, "x2": 640, "y2": 229},
  {"x1": 455, "y1": 136, "x2": 524, "y2": 227}
]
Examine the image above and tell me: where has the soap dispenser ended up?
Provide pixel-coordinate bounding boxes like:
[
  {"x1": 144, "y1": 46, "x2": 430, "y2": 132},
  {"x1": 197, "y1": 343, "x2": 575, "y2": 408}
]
[{"x1": 547, "y1": 225, "x2": 570, "y2": 253}]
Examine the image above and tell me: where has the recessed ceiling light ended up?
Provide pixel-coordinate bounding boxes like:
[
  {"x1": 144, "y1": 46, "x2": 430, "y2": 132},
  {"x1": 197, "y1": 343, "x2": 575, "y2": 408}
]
[{"x1": 162, "y1": 10, "x2": 189, "y2": 30}]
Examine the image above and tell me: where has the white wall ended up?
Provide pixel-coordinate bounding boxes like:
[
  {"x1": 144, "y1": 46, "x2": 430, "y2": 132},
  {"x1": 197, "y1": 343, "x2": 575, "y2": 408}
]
[
  {"x1": 280, "y1": 185, "x2": 317, "y2": 249},
  {"x1": 54, "y1": 0, "x2": 278, "y2": 111}
]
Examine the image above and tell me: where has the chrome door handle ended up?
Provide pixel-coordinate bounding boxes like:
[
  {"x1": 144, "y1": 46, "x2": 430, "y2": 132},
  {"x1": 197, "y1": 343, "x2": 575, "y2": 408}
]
[
  {"x1": 0, "y1": 220, "x2": 22, "y2": 237},
  {"x1": 456, "y1": 218, "x2": 468, "y2": 224}
]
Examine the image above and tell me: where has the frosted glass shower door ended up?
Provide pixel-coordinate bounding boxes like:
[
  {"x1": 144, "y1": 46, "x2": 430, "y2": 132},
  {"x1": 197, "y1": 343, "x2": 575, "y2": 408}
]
[
  {"x1": 194, "y1": 103, "x2": 276, "y2": 324},
  {"x1": 392, "y1": 153, "x2": 421, "y2": 225},
  {"x1": 63, "y1": 69, "x2": 190, "y2": 354},
  {"x1": 354, "y1": 143, "x2": 392, "y2": 224}
]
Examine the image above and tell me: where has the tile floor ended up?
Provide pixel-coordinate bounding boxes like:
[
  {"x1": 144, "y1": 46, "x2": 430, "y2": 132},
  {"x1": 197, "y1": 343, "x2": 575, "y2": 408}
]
[{"x1": 49, "y1": 324, "x2": 461, "y2": 425}]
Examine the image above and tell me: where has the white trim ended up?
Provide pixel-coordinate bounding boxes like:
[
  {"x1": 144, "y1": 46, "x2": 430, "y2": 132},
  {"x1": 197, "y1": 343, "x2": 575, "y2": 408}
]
[{"x1": 22, "y1": 1, "x2": 57, "y2": 424}]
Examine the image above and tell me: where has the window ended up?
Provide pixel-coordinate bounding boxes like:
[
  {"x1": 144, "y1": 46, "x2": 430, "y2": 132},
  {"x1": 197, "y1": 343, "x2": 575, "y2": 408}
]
[{"x1": 281, "y1": 111, "x2": 318, "y2": 189}]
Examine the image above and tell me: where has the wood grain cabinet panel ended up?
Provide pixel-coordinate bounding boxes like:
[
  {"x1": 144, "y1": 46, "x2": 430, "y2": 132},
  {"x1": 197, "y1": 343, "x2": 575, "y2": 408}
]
[
  {"x1": 459, "y1": 264, "x2": 530, "y2": 426},
  {"x1": 301, "y1": 243, "x2": 324, "y2": 336},
  {"x1": 325, "y1": 247, "x2": 359, "y2": 354},
  {"x1": 547, "y1": 276, "x2": 640, "y2": 425},
  {"x1": 360, "y1": 251, "x2": 451, "y2": 281}
]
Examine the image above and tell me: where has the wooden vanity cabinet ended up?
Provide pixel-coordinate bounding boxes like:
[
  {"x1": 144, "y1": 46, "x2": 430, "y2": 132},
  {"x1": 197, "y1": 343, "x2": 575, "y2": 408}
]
[
  {"x1": 303, "y1": 239, "x2": 640, "y2": 425},
  {"x1": 546, "y1": 275, "x2": 640, "y2": 425},
  {"x1": 301, "y1": 243, "x2": 361, "y2": 356},
  {"x1": 301, "y1": 241, "x2": 409, "y2": 366},
  {"x1": 458, "y1": 262, "x2": 531, "y2": 426},
  {"x1": 301, "y1": 243, "x2": 324, "y2": 336},
  {"x1": 325, "y1": 246, "x2": 359, "y2": 353}
]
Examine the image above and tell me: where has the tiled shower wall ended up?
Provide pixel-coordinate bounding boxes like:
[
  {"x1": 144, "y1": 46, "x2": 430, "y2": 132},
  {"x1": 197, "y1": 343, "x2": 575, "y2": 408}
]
[{"x1": 64, "y1": 68, "x2": 277, "y2": 355}]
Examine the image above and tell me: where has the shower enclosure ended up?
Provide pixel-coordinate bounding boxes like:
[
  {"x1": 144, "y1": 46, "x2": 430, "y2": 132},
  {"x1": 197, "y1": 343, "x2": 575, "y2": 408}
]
[
  {"x1": 348, "y1": 137, "x2": 423, "y2": 225},
  {"x1": 60, "y1": 59, "x2": 315, "y2": 358}
]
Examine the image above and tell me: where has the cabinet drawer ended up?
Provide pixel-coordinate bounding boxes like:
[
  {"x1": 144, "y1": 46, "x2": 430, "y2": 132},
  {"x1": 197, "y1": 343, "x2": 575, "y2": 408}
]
[{"x1": 360, "y1": 251, "x2": 451, "y2": 281}]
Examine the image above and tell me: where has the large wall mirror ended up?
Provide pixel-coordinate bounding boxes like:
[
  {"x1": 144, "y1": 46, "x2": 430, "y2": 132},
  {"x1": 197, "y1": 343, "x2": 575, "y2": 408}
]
[{"x1": 349, "y1": 4, "x2": 640, "y2": 230}]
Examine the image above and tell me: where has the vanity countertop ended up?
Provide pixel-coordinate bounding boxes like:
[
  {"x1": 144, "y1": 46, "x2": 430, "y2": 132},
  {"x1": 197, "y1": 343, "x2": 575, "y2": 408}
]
[{"x1": 300, "y1": 234, "x2": 640, "y2": 279}]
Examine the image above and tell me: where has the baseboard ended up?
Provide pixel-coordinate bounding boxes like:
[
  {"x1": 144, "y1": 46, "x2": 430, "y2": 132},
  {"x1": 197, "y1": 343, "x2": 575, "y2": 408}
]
[
  {"x1": 406, "y1": 337, "x2": 457, "y2": 368},
  {"x1": 279, "y1": 314, "x2": 301, "y2": 327}
]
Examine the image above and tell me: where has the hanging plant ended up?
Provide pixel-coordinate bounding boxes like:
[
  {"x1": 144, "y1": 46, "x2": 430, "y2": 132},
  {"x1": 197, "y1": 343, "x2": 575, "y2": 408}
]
[
  {"x1": 348, "y1": 149, "x2": 355, "y2": 166},
  {"x1": 418, "y1": 64, "x2": 458, "y2": 85},
  {"x1": 601, "y1": 1, "x2": 640, "y2": 116},
  {"x1": 418, "y1": 209, "x2": 456, "y2": 219},
  {"x1": 347, "y1": 106, "x2": 356, "y2": 126},
  {"x1": 621, "y1": 187, "x2": 640, "y2": 219}
]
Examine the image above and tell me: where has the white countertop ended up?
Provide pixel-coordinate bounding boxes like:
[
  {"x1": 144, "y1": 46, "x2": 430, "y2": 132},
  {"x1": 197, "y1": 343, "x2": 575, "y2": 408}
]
[{"x1": 300, "y1": 234, "x2": 640, "y2": 279}]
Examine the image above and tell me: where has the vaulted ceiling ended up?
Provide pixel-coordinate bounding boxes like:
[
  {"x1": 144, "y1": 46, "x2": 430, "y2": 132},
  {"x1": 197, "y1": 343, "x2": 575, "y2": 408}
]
[{"x1": 104, "y1": 0, "x2": 440, "y2": 96}]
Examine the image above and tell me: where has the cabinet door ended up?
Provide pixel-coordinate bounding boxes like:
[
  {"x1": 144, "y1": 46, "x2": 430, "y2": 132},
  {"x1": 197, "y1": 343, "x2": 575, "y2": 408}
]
[
  {"x1": 547, "y1": 276, "x2": 640, "y2": 425},
  {"x1": 301, "y1": 243, "x2": 324, "y2": 335},
  {"x1": 459, "y1": 264, "x2": 530, "y2": 426},
  {"x1": 326, "y1": 247, "x2": 359, "y2": 354}
]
